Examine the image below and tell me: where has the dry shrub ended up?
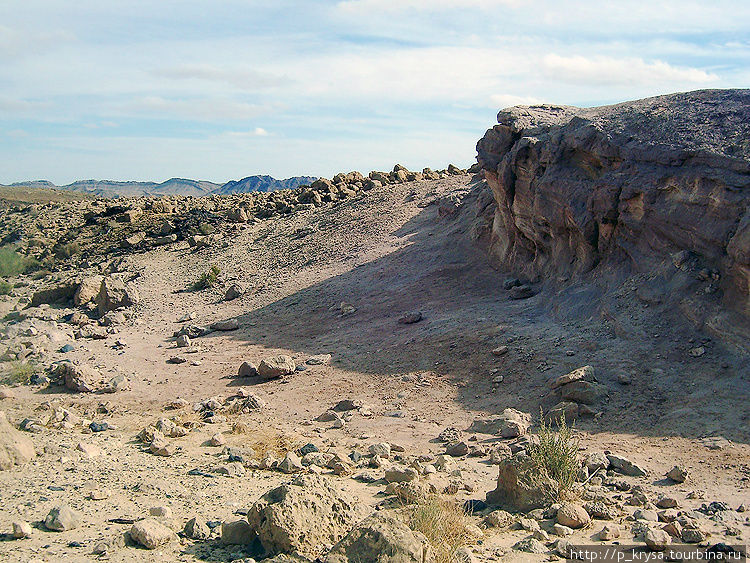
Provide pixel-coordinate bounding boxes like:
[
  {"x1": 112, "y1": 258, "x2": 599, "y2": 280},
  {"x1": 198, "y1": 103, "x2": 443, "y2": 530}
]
[
  {"x1": 2, "y1": 361, "x2": 37, "y2": 385},
  {"x1": 403, "y1": 495, "x2": 475, "y2": 563},
  {"x1": 242, "y1": 427, "x2": 303, "y2": 458}
]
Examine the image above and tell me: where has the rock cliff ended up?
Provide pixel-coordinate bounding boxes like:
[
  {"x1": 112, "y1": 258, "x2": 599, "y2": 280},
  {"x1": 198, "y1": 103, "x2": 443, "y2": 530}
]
[{"x1": 476, "y1": 90, "x2": 749, "y2": 320}]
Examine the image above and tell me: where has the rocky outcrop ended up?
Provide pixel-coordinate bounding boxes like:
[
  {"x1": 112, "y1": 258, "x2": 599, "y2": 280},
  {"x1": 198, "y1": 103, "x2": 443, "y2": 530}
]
[
  {"x1": 476, "y1": 90, "x2": 750, "y2": 323},
  {"x1": 0, "y1": 411, "x2": 35, "y2": 470}
]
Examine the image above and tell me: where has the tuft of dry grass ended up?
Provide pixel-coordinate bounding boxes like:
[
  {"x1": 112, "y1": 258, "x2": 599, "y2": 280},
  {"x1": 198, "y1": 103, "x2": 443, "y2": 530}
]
[
  {"x1": 403, "y1": 495, "x2": 475, "y2": 563},
  {"x1": 234, "y1": 426, "x2": 303, "y2": 458},
  {"x1": 1, "y1": 361, "x2": 37, "y2": 385},
  {"x1": 525, "y1": 409, "x2": 581, "y2": 502}
]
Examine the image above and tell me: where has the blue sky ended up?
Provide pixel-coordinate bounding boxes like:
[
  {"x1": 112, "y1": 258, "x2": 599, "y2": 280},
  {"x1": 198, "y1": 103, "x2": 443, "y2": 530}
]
[{"x1": 1, "y1": 0, "x2": 748, "y2": 184}]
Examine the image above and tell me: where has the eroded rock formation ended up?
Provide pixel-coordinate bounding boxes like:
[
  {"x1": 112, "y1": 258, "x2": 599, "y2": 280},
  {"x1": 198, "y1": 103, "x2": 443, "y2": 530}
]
[{"x1": 476, "y1": 90, "x2": 749, "y2": 319}]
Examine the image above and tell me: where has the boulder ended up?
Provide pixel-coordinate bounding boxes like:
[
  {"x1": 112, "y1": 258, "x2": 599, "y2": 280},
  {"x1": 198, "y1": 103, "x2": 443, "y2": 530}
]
[
  {"x1": 184, "y1": 517, "x2": 210, "y2": 540},
  {"x1": 644, "y1": 528, "x2": 671, "y2": 551},
  {"x1": 221, "y1": 519, "x2": 257, "y2": 545},
  {"x1": 666, "y1": 465, "x2": 688, "y2": 483},
  {"x1": 238, "y1": 361, "x2": 258, "y2": 377},
  {"x1": 258, "y1": 355, "x2": 296, "y2": 379},
  {"x1": 486, "y1": 456, "x2": 555, "y2": 511},
  {"x1": 498, "y1": 408, "x2": 531, "y2": 437},
  {"x1": 246, "y1": 474, "x2": 362, "y2": 558},
  {"x1": 54, "y1": 361, "x2": 101, "y2": 393},
  {"x1": 0, "y1": 411, "x2": 35, "y2": 470},
  {"x1": 550, "y1": 365, "x2": 595, "y2": 389},
  {"x1": 31, "y1": 281, "x2": 78, "y2": 307},
  {"x1": 607, "y1": 454, "x2": 647, "y2": 477},
  {"x1": 129, "y1": 518, "x2": 176, "y2": 549},
  {"x1": 556, "y1": 503, "x2": 591, "y2": 529},
  {"x1": 324, "y1": 513, "x2": 434, "y2": 563},
  {"x1": 96, "y1": 277, "x2": 140, "y2": 315},
  {"x1": 74, "y1": 276, "x2": 103, "y2": 306}
]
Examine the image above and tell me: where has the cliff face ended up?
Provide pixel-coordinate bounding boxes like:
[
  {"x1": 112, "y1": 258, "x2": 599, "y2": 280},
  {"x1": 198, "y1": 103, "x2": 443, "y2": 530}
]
[{"x1": 476, "y1": 90, "x2": 750, "y2": 317}]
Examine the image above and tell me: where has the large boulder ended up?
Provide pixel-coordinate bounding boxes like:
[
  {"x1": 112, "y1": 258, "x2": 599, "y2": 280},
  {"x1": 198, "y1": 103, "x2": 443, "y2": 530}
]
[
  {"x1": 486, "y1": 455, "x2": 554, "y2": 512},
  {"x1": 246, "y1": 475, "x2": 363, "y2": 559},
  {"x1": 96, "y1": 277, "x2": 140, "y2": 315},
  {"x1": 258, "y1": 355, "x2": 296, "y2": 379},
  {"x1": 0, "y1": 411, "x2": 35, "y2": 470},
  {"x1": 325, "y1": 513, "x2": 434, "y2": 563},
  {"x1": 30, "y1": 281, "x2": 78, "y2": 307},
  {"x1": 53, "y1": 361, "x2": 101, "y2": 393},
  {"x1": 476, "y1": 90, "x2": 750, "y2": 349}
]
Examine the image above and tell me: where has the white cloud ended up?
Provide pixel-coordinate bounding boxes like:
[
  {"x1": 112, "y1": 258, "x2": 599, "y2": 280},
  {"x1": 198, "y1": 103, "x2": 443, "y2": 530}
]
[
  {"x1": 155, "y1": 64, "x2": 291, "y2": 90},
  {"x1": 223, "y1": 128, "x2": 270, "y2": 137},
  {"x1": 542, "y1": 54, "x2": 718, "y2": 86},
  {"x1": 489, "y1": 94, "x2": 546, "y2": 108},
  {"x1": 116, "y1": 96, "x2": 279, "y2": 121}
]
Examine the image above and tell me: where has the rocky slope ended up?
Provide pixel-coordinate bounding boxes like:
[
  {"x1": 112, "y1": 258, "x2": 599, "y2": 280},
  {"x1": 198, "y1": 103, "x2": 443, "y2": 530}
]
[{"x1": 476, "y1": 90, "x2": 749, "y2": 347}]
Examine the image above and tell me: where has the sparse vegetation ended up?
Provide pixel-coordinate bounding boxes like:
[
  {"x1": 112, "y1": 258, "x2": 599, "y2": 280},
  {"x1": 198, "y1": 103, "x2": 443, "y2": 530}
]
[
  {"x1": 2, "y1": 361, "x2": 38, "y2": 385},
  {"x1": 239, "y1": 427, "x2": 303, "y2": 458},
  {"x1": 192, "y1": 264, "x2": 220, "y2": 290},
  {"x1": 198, "y1": 222, "x2": 215, "y2": 235},
  {"x1": 525, "y1": 410, "x2": 581, "y2": 502},
  {"x1": 403, "y1": 495, "x2": 475, "y2": 563},
  {"x1": 0, "y1": 279, "x2": 12, "y2": 295},
  {"x1": 0, "y1": 246, "x2": 40, "y2": 277},
  {"x1": 53, "y1": 241, "x2": 81, "y2": 259}
]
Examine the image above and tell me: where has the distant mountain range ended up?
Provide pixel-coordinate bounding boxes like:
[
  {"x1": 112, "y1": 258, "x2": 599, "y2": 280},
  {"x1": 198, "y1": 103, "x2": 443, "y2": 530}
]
[{"x1": 1, "y1": 175, "x2": 319, "y2": 198}]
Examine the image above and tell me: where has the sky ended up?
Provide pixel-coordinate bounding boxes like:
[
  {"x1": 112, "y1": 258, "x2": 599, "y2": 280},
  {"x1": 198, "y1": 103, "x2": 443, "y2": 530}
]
[{"x1": 1, "y1": 1, "x2": 748, "y2": 184}]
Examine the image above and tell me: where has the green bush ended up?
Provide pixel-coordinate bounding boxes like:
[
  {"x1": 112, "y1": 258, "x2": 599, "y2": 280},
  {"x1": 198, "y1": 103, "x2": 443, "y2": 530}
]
[
  {"x1": 0, "y1": 246, "x2": 40, "y2": 277},
  {"x1": 526, "y1": 410, "x2": 581, "y2": 501},
  {"x1": 192, "y1": 264, "x2": 220, "y2": 290}
]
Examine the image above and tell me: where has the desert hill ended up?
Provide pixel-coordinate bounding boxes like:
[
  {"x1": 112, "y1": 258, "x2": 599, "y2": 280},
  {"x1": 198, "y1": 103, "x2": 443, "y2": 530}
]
[{"x1": 0, "y1": 91, "x2": 747, "y2": 562}]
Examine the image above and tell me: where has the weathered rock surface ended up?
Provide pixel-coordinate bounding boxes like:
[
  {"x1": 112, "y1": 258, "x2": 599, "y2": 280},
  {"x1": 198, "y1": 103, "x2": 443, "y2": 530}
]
[
  {"x1": 486, "y1": 455, "x2": 554, "y2": 511},
  {"x1": 476, "y1": 90, "x2": 750, "y2": 346},
  {"x1": 96, "y1": 277, "x2": 140, "y2": 314},
  {"x1": 0, "y1": 411, "x2": 35, "y2": 470},
  {"x1": 246, "y1": 474, "x2": 362, "y2": 558},
  {"x1": 324, "y1": 513, "x2": 434, "y2": 563},
  {"x1": 129, "y1": 518, "x2": 176, "y2": 549},
  {"x1": 258, "y1": 355, "x2": 296, "y2": 379}
]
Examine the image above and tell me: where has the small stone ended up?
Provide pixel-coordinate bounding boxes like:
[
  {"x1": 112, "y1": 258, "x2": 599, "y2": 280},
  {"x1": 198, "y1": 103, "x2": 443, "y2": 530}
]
[
  {"x1": 598, "y1": 524, "x2": 621, "y2": 540},
  {"x1": 221, "y1": 519, "x2": 256, "y2": 545},
  {"x1": 445, "y1": 441, "x2": 470, "y2": 457},
  {"x1": 557, "y1": 503, "x2": 590, "y2": 529},
  {"x1": 484, "y1": 510, "x2": 513, "y2": 528},
  {"x1": 12, "y1": 520, "x2": 32, "y2": 539},
  {"x1": 634, "y1": 509, "x2": 659, "y2": 522},
  {"x1": 210, "y1": 319, "x2": 239, "y2": 331},
  {"x1": 129, "y1": 518, "x2": 176, "y2": 549},
  {"x1": 238, "y1": 362, "x2": 258, "y2": 377},
  {"x1": 45, "y1": 505, "x2": 80, "y2": 531},
  {"x1": 184, "y1": 517, "x2": 210, "y2": 540},
  {"x1": 258, "y1": 355, "x2": 296, "y2": 379},
  {"x1": 176, "y1": 335, "x2": 191, "y2": 348},
  {"x1": 644, "y1": 528, "x2": 671, "y2": 551},
  {"x1": 89, "y1": 421, "x2": 109, "y2": 432},
  {"x1": 150, "y1": 439, "x2": 176, "y2": 457},
  {"x1": 225, "y1": 283, "x2": 245, "y2": 301},
  {"x1": 278, "y1": 452, "x2": 304, "y2": 474},
  {"x1": 492, "y1": 346, "x2": 509, "y2": 356},
  {"x1": 76, "y1": 442, "x2": 101, "y2": 458},
  {"x1": 607, "y1": 454, "x2": 647, "y2": 476},
  {"x1": 306, "y1": 354, "x2": 331, "y2": 365},
  {"x1": 208, "y1": 433, "x2": 226, "y2": 447},
  {"x1": 369, "y1": 442, "x2": 391, "y2": 459},
  {"x1": 656, "y1": 496, "x2": 679, "y2": 509},
  {"x1": 667, "y1": 465, "x2": 688, "y2": 483},
  {"x1": 398, "y1": 311, "x2": 423, "y2": 324},
  {"x1": 551, "y1": 523, "x2": 574, "y2": 537},
  {"x1": 550, "y1": 365, "x2": 595, "y2": 389},
  {"x1": 167, "y1": 356, "x2": 187, "y2": 364},
  {"x1": 513, "y1": 537, "x2": 547, "y2": 553},
  {"x1": 149, "y1": 506, "x2": 172, "y2": 518},
  {"x1": 384, "y1": 466, "x2": 419, "y2": 483},
  {"x1": 681, "y1": 527, "x2": 706, "y2": 543}
]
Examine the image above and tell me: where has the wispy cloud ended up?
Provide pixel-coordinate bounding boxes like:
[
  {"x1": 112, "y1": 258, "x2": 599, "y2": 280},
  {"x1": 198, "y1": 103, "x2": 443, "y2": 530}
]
[
  {"x1": 154, "y1": 64, "x2": 291, "y2": 90},
  {"x1": 542, "y1": 54, "x2": 718, "y2": 86}
]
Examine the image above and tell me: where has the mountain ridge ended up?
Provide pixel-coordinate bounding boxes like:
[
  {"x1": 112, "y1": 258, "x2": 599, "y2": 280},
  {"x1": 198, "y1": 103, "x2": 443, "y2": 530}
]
[{"x1": 1, "y1": 174, "x2": 319, "y2": 198}]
